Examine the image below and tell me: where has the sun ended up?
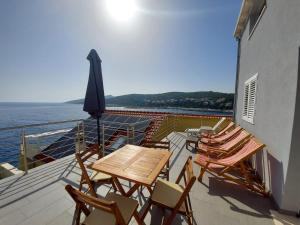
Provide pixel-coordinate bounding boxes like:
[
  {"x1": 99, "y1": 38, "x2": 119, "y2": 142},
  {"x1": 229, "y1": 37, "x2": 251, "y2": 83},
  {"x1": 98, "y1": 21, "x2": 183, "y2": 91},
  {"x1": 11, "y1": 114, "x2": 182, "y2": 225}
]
[{"x1": 106, "y1": 0, "x2": 137, "y2": 23}]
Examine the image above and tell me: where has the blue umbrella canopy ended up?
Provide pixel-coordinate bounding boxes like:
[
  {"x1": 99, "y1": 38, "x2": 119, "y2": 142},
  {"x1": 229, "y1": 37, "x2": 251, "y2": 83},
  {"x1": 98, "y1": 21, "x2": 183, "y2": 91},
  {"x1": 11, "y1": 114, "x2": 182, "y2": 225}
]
[{"x1": 83, "y1": 49, "x2": 106, "y2": 118}]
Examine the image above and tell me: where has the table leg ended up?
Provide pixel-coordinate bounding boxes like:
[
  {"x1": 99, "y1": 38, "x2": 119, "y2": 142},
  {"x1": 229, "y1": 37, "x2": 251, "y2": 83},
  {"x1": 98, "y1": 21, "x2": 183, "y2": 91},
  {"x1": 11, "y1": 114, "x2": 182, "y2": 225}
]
[
  {"x1": 193, "y1": 141, "x2": 197, "y2": 149},
  {"x1": 125, "y1": 183, "x2": 140, "y2": 197},
  {"x1": 113, "y1": 178, "x2": 141, "y2": 197},
  {"x1": 185, "y1": 140, "x2": 189, "y2": 149},
  {"x1": 113, "y1": 178, "x2": 127, "y2": 196},
  {"x1": 146, "y1": 186, "x2": 153, "y2": 195}
]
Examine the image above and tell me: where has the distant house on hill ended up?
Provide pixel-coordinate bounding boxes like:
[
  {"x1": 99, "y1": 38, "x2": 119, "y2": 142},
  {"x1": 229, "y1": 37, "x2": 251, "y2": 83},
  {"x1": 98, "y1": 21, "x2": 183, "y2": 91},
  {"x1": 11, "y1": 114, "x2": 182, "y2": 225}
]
[{"x1": 234, "y1": 0, "x2": 300, "y2": 214}]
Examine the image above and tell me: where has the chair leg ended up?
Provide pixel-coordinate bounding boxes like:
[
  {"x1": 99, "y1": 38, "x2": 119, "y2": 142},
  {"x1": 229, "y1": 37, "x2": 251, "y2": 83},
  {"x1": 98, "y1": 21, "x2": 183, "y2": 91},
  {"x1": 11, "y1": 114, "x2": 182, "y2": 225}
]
[
  {"x1": 198, "y1": 167, "x2": 205, "y2": 182},
  {"x1": 184, "y1": 199, "x2": 193, "y2": 225},
  {"x1": 79, "y1": 177, "x2": 83, "y2": 192},
  {"x1": 163, "y1": 210, "x2": 177, "y2": 225},
  {"x1": 141, "y1": 200, "x2": 152, "y2": 221},
  {"x1": 74, "y1": 204, "x2": 81, "y2": 225},
  {"x1": 134, "y1": 211, "x2": 145, "y2": 225},
  {"x1": 187, "y1": 215, "x2": 193, "y2": 225}
]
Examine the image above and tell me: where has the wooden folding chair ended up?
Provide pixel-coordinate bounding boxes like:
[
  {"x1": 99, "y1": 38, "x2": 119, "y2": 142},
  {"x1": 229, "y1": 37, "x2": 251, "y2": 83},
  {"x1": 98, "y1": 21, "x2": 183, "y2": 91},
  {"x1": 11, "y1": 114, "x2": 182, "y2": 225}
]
[
  {"x1": 65, "y1": 185, "x2": 144, "y2": 225},
  {"x1": 142, "y1": 156, "x2": 196, "y2": 225},
  {"x1": 143, "y1": 140, "x2": 171, "y2": 180},
  {"x1": 200, "y1": 126, "x2": 242, "y2": 146},
  {"x1": 76, "y1": 144, "x2": 116, "y2": 197},
  {"x1": 194, "y1": 137, "x2": 268, "y2": 196},
  {"x1": 201, "y1": 121, "x2": 235, "y2": 138},
  {"x1": 198, "y1": 130, "x2": 251, "y2": 158}
]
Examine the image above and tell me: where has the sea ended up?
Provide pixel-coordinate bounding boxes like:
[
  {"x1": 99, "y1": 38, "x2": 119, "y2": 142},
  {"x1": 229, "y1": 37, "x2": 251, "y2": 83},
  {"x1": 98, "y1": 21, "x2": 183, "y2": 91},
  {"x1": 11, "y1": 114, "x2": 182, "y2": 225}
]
[{"x1": 0, "y1": 102, "x2": 232, "y2": 167}]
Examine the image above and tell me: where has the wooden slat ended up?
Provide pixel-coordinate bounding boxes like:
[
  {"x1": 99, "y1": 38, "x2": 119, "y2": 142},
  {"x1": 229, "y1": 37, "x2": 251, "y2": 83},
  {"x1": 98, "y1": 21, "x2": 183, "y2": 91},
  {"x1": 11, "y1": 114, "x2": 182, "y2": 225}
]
[{"x1": 90, "y1": 144, "x2": 172, "y2": 186}]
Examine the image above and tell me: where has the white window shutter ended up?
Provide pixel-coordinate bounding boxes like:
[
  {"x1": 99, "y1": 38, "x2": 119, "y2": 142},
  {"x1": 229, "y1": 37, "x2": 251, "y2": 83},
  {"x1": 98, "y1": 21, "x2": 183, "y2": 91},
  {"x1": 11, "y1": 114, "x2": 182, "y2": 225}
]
[
  {"x1": 243, "y1": 84, "x2": 249, "y2": 117},
  {"x1": 242, "y1": 74, "x2": 258, "y2": 124}
]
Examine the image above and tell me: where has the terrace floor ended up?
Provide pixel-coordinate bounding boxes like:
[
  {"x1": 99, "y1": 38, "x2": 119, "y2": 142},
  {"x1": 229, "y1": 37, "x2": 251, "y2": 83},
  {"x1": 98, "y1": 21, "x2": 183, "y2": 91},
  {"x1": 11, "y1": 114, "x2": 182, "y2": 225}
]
[{"x1": 0, "y1": 132, "x2": 298, "y2": 225}]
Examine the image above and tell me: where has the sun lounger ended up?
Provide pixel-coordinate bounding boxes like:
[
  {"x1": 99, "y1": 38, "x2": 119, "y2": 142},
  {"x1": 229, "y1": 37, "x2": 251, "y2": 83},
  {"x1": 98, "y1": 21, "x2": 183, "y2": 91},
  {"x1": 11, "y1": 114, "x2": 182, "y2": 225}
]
[
  {"x1": 194, "y1": 137, "x2": 268, "y2": 196},
  {"x1": 201, "y1": 121, "x2": 235, "y2": 138},
  {"x1": 200, "y1": 126, "x2": 242, "y2": 145},
  {"x1": 185, "y1": 117, "x2": 226, "y2": 137},
  {"x1": 198, "y1": 130, "x2": 251, "y2": 158}
]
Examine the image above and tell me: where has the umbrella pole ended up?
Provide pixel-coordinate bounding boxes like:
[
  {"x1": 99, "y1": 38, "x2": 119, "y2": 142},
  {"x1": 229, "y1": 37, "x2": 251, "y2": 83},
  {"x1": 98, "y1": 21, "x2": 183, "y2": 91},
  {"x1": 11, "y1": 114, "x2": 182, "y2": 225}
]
[{"x1": 97, "y1": 117, "x2": 102, "y2": 158}]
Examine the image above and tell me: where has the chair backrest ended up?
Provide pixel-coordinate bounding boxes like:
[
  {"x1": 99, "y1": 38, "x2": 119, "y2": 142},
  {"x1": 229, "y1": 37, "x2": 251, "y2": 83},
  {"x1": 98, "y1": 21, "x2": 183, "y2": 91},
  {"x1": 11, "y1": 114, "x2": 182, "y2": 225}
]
[
  {"x1": 212, "y1": 117, "x2": 226, "y2": 132},
  {"x1": 143, "y1": 140, "x2": 170, "y2": 150},
  {"x1": 220, "y1": 130, "x2": 251, "y2": 152},
  {"x1": 213, "y1": 122, "x2": 235, "y2": 138},
  {"x1": 75, "y1": 144, "x2": 101, "y2": 197},
  {"x1": 219, "y1": 137, "x2": 265, "y2": 167},
  {"x1": 175, "y1": 156, "x2": 196, "y2": 210},
  {"x1": 214, "y1": 126, "x2": 242, "y2": 143},
  {"x1": 65, "y1": 185, "x2": 127, "y2": 225}
]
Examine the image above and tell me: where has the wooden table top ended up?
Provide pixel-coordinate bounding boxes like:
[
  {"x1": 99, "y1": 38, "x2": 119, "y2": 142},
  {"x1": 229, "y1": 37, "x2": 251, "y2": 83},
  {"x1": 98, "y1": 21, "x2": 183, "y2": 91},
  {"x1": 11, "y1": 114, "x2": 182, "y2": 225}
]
[{"x1": 90, "y1": 144, "x2": 172, "y2": 186}]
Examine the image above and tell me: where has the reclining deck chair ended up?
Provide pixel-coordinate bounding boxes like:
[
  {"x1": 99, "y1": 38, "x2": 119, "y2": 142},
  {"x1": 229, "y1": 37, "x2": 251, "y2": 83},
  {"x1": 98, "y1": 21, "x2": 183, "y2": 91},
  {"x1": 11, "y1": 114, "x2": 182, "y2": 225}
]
[
  {"x1": 200, "y1": 126, "x2": 243, "y2": 146},
  {"x1": 198, "y1": 130, "x2": 251, "y2": 158},
  {"x1": 185, "y1": 117, "x2": 226, "y2": 137},
  {"x1": 194, "y1": 137, "x2": 268, "y2": 196},
  {"x1": 201, "y1": 121, "x2": 235, "y2": 139}
]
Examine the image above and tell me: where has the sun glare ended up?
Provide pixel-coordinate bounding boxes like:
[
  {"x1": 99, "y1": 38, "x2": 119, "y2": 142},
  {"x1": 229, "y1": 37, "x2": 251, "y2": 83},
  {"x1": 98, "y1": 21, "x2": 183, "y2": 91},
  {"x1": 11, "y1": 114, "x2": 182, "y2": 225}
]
[{"x1": 106, "y1": 0, "x2": 137, "y2": 23}]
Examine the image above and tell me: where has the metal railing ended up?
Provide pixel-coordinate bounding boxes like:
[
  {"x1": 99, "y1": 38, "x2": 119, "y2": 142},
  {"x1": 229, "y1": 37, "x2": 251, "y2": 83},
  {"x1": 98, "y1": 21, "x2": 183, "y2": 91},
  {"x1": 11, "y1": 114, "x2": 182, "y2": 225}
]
[
  {"x1": 0, "y1": 113, "x2": 229, "y2": 179},
  {"x1": 151, "y1": 114, "x2": 228, "y2": 141},
  {"x1": 0, "y1": 115, "x2": 154, "y2": 179},
  {"x1": 0, "y1": 119, "x2": 82, "y2": 178}
]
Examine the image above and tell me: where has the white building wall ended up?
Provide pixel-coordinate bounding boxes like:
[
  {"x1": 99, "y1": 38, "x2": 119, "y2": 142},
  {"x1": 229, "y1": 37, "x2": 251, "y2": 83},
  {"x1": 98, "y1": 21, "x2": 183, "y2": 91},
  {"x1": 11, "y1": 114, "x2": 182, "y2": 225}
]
[{"x1": 235, "y1": 0, "x2": 300, "y2": 212}]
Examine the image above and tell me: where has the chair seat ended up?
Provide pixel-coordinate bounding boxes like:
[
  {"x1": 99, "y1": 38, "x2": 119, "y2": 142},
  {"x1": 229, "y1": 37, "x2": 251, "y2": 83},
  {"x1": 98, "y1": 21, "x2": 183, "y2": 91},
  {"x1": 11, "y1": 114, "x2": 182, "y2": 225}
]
[
  {"x1": 83, "y1": 192, "x2": 138, "y2": 225},
  {"x1": 194, "y1": 154, "x2": 224, "y2": 169},
  {"x1": 151, "y1": 178, "x2": 184, "y2": 209},
  {"x1": 200, "y1": 137, "x2": 217, "y2": 144},
  {"x1": 90, "y1": 170, "x2": 112, "y2": 181}
]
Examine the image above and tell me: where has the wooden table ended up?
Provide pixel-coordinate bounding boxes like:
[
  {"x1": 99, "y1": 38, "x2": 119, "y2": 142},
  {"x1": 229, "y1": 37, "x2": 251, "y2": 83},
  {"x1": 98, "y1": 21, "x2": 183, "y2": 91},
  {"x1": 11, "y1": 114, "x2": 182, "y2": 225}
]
[{"x1": 90, "y1": 144, "x2": 172, "y2": 197}]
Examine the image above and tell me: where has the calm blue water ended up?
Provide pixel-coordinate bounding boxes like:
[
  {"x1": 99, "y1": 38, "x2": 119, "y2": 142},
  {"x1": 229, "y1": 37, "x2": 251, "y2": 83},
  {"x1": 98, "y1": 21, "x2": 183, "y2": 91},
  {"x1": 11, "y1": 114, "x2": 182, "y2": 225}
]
[
  {"x1": 0, "y1": 103, "x2": 232, "y2": 167},
  {"x1": 0, "y1": 102, "x2": 87, "y2": 128},
  {"x1": 0, "y1": 103, "x2": 88, "y2": 167}
]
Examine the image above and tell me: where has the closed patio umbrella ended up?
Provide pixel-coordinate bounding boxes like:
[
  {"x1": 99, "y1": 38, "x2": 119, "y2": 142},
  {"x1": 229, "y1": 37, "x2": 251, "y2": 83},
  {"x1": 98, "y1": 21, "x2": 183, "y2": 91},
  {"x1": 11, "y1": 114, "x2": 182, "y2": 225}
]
[{"x1": 83, "y1": 49, "x2": 106, "y2": 156}]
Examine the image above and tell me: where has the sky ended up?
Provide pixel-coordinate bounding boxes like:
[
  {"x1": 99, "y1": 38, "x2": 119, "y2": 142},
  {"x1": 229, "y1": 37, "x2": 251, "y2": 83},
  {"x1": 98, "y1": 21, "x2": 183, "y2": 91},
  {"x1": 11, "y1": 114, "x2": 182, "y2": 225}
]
[{"x1": 0, "y1": 0, "x2": 241, "y2": 102}]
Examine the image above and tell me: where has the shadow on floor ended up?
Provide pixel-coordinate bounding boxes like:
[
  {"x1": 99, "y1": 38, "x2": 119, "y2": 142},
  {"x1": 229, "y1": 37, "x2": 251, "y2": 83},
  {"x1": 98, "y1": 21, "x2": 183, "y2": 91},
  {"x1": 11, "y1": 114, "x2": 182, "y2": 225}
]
[
  {"x1": 146, "y1": 205, "x2": 196, "y2": 225},
  {"x1": 207, "y1": 177, "x2": 274, "y2": 219},
  {"x1": 0, "y1": 156, "x2": 79, "y2": 208}
]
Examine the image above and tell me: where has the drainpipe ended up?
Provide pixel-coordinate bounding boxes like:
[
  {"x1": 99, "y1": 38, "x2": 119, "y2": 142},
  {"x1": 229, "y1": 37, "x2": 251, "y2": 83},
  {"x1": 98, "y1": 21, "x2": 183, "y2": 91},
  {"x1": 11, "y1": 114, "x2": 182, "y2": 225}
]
[{"x1": 233, "y1": 38, "x2": 241, "y2": 123}]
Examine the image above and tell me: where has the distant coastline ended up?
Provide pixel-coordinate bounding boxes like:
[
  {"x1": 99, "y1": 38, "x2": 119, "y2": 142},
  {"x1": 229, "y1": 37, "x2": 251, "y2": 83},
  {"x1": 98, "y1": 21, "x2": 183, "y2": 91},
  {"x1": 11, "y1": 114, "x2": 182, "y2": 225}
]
[{"x1": 66, "y1": 91, "x2": 234, "y2": 111}]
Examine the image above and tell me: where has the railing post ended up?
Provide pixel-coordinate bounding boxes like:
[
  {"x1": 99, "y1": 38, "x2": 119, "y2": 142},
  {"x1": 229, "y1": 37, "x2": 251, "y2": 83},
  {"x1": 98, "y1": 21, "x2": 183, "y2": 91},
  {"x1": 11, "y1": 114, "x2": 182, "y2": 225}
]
[
  {"x1": 75, "y1": 123, "x2": 79, "y2": 153},
  {"x1": 75, "y1": 122, "x2": 85, "y2": 153},
  {"x1": 21, "y1": 130, "x2": 28, "y2": 174},
  {"x1": 131, "y1": 125, "x2": 135, "y2": 145},
  {"x1": 102, "y1": 124, "x2": 105, "y2": 156},
  {"x1": 173, "y1": 115, "x2": 177, "y2": 132},
  {"x1": 127, "y1": 126, "x2": 130, "y2": 144}
]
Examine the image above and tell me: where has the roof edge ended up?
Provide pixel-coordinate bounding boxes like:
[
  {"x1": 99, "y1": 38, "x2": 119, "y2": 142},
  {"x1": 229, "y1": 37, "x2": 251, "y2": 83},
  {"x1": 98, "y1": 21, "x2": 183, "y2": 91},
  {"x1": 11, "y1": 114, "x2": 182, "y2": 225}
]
[{"x1": 234, "y1": 0, "x2": 253, "y2": 39}]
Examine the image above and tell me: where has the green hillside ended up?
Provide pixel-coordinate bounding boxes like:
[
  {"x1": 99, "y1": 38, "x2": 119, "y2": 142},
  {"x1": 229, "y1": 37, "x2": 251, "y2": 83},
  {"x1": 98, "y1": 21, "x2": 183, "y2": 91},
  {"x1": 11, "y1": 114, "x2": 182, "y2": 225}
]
[{"x1": 66, "y1": 91, "x2": 234, "y2": 110}]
